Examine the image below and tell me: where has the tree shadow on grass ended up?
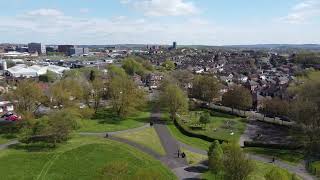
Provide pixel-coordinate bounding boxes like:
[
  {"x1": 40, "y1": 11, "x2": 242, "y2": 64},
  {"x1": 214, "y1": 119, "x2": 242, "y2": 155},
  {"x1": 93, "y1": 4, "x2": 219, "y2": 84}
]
[{"x1": 92, "y1": 108, "x2": 150, "y2": 125}]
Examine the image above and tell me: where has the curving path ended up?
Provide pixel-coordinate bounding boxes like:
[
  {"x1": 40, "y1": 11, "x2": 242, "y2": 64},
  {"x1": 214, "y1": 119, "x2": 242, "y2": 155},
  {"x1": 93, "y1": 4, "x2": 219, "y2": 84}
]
[{"x1": 0, "y1": 139, "x2": 19, "y2": 150}]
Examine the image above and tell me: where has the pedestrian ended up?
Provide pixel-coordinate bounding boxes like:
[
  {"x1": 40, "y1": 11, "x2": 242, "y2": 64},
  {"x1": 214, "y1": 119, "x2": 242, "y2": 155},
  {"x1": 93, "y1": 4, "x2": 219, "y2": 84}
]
[
  {"x1": 272, "y1": 157, "x2": 275, "y2": 163},
  {"x1": 105, "y1": 133, "x2": 109, "y2": 138},
  {"x1": 177, "y1": 149, "x2": 180, "y2": 158}
]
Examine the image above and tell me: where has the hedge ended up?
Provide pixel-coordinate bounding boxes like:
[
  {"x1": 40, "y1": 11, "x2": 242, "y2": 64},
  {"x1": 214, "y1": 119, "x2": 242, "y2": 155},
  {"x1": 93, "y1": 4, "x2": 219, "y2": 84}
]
[
  {"x1": 243, "y1": 141, "x2": 303, "y2": 150},
  {"x1": 173, "y1": 118, "x2": 225, "y2": 144}
]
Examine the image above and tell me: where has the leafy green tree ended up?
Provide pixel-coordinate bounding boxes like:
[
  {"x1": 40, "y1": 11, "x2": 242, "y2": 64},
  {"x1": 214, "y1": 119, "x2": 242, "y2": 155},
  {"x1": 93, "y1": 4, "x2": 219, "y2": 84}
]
[
  {"x1": 109, "y1": 74, "x2": 146, "y2": 118},
  {"x1": 222, "y1": 143, "x2": 255, "y2": 180},
  {"x1": 265, "y1": 168, "x2": 290, "y2": 180},
  {"x1": 9, "y1": 80, "x2": 44, "y2": 115},
  {"x1": 49, "y1": 78, "x2": 84, "y2": 108},
  {"x1": 222, "y1": 86, "x2": 252, "y2": 112},
  {"x1": 107, "y1": 65, "x2": 127, "y2": 78},
  {"x1": 161, "y1": 59, "x2": 175, "y2": 71},
  {"x1": 289, "y1": 71, "x2": 320, "y2": 156},
  {"x1": 39, "y1": 71, "x2": 58, "y2": 83},
  {"x1": 199, "y1": 112, "x2": 210, "y2": 124},
  {"x1": 122, "y1": 58, "x2": 146, "y2": 76},
  {"x1": 208, "y1": 140, "x2": 224, "y2": 174},
  {"x1": 160, "y1": 83, "x2": 188, "y2": 120},
  {"x1": 20, "y1": 110, "x2": 79, "y2": 146},
  {"x1": 192, "y1": 75, "x2": 221, "y2": 102}
]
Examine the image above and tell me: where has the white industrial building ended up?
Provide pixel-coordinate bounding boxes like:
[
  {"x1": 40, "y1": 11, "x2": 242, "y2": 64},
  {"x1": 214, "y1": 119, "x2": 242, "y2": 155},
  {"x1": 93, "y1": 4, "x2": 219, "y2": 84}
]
[{"x1": 6, "y1": 64, "x2": 70, "y2": 78}]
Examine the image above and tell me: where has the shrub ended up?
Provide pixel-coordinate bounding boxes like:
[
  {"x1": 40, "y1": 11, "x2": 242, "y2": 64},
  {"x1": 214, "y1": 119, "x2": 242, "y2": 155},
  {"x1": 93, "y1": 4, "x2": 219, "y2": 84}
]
[
  {"x1": 79, "y1": 107, "x2": 95, "y2": 119},
  {"x1": 208, "y1": 140, "x2": 224, "y2": 173},
  {"x1": 199, "y1": 112, "x2": 210, "y2": 124},
  {"x1": 222, "y1": 143, "x2": 255, "y2": 180},
  {"x1": 265, "y1": 168, "x2": 290, "y2": 180}
]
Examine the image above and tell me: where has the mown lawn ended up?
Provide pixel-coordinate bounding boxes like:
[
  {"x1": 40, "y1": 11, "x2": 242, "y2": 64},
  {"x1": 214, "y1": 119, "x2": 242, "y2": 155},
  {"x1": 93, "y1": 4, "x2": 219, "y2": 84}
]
[
  {"x1": 0, "y1": 134, "x2": 16, "y2": 145},
  {"x1": 0, "y1": 122, "x2": 19, "y2": 145},
  {"x1": 244, "y1": 147, "x2": 305, "y2": 165},
  {"x1": 0, "y1": 136, "x2": 176, "y2": 180},
  {"x1": 77, "y1": 108, "x2": 150, "y2": 133},
  {"x1": 202, "y1": 160, "x2": 302, "y2": 180},
  {"x1": 114, "y1": 127, "x2": 166, "y2": 156},
  {"x1": 167, "y1": 122, "x2": 211, "y2": 151},
  {"x1": 180, "y1": 110, "x2": 247, "y2": 142},
  {"x1": 181, "y1": 148, "x2": 207, "y2": 165}
]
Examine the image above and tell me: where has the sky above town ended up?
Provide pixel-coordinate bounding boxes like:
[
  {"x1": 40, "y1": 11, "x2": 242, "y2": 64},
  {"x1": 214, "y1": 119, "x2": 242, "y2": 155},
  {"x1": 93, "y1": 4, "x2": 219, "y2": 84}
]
[{"x1": 0, "y1": 0, "x2": 319, "y2": 45}]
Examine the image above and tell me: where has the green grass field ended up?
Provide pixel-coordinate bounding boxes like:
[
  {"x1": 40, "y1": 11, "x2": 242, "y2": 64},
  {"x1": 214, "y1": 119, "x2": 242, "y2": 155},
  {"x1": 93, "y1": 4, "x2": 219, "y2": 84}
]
[
  {"x1": 202, "y1": 160, "x2": 301, "y2": 180},
  {"x1": 180, "y1": 110, "x2": 247, "y2": 142},
  {"x1": 182, "y1": 148, "x2": 207, "y2": 165},
  {"x1": 0, "y1": 135, "x2": 16, "y2": 145},
  {"x1": 244, "y1": 147, "x2": 305, "y2": 165},
  {"x1": 167, "y1": 122, "x2": 211, "y2": 151},
  {"x1": 0, "y1": 136, "x2": 176, "y2": 180},
  {"x1": 77, "y1": 108, "x2": 150, "y2": 133},
  {"x1": 114, "y1": 127, "x2": 166, "y2": 156}
]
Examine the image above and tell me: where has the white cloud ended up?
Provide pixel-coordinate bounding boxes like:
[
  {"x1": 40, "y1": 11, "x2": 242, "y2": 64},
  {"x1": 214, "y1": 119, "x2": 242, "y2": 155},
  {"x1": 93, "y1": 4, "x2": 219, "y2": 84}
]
[
  {"x1": 26, "y1": 8, "x2": 64, "y2": 17},
  {"x1": 80, "y1": 8, "x2": 90, "y2": 14},
  {"x1": 121, "y1": 0, "x2": 198, "y2": 16},
  {"x1": 279, "y1": 0, "x2": 320, "y2": 24},
  {"x1": 0, "y1": 8, "x2": 319, "y2": 45}
]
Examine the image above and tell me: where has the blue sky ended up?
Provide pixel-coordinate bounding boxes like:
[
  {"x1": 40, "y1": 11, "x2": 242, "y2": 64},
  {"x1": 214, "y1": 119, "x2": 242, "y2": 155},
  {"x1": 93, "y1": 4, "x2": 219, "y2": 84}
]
[{"x1": 0, "y1": 0, "x2": 319, "y2": 45}]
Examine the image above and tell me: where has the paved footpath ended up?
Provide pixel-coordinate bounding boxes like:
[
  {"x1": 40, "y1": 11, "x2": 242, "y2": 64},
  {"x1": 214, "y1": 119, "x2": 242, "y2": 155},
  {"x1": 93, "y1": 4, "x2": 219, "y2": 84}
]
[{"x1": 151, "y1": 108, "x2": 205, "y2": 180}]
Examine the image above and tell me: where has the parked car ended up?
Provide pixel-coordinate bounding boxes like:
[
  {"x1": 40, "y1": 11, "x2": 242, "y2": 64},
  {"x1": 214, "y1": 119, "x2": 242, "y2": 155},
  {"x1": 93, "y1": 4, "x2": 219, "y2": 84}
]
[
  {"x1": 1, "y1": 112, "x2": 14, "y2": 118},
  {"x1": 5, "y1": 115, "x2": 21, "y2": 121}
]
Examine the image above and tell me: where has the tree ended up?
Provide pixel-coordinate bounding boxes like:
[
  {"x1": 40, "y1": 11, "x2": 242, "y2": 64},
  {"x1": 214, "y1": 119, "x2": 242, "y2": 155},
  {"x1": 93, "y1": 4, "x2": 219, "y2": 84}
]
[
  {"x1": 161, "y1": 59, "x2": 175, "y2": 71},
  {"x1": 222, "y1": 86, "x2": 252, "y2": 113},
  {"x1": 20, "y1": 109, "x2": 79, "y2": 146},
  {"x1": 39, "y1": 71, "x2": 58, "y2": 83},
  {"x1": 262, "y1": 98, "x2": 289, "y2": 120},
  {"x1": 91, "y1": 77, "x2": 106, "y2": 112},
  {"x1": 222, "y1": 143, "x2": 255, "y2": 180},
  {"x1": 170, "y1": 69, "x2": 194, "y2": 89},
  {"x1": 208, "y1": 140, "x2": 224, "y2": 174},
  {"x1": 109, "y1": 74, "x2": 146, "y2": 118},
  {"x1": 265, "y1": 168, "x2": 290, "y2": 180},
  {"x1": 122, "y1": 58, "x2": 146, "y2": 76},
  {"x1": 9, "y1": 80, "x2": 44, "y2": 115},
  {"x1": 192, "y1": 75, "x2": 221, "y2": 102},
  {"x1": 49, "y1": 78, "x2": 84, "y2": 108},
  {"x1": 160, "y1": 83, "x2": 188, "y2": 120},
  {"x1": 199, "y1": 112, "x2": 210, "y2": 124},
  {"x1": 289, "y1": 71, "x2": 320, "y2": 156}
]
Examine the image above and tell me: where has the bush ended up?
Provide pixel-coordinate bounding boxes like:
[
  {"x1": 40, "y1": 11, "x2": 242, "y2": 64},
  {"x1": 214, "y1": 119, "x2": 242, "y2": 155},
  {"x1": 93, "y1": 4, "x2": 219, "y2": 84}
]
[
  {"x1": 20, "y1": 110, "x2": 79, "y2": 146},
  {"x1": 208, "y1": 140, "x2": 224, "y2": 173},
  {"x1": 79, "y1": 107, "x2": 95, "y2": 119},
  {"x1": 265, "y1": 168, "x2": 290, "y2": 180},
  {"x1": 199, "y1": 112, "x2": 210, "y2": 124},
  {"x1": 222, "y1": 143, "x2": 255, "y2": 180}
]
